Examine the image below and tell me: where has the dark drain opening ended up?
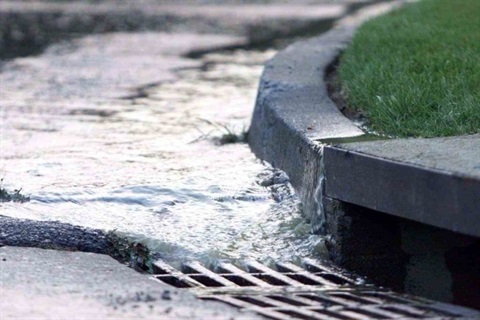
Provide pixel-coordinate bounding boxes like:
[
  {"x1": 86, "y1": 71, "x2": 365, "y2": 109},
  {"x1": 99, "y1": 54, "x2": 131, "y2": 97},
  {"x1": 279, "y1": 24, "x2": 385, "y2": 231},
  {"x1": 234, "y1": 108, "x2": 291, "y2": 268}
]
[
  {"x1": 235, "y1": 296, "x2": 276, "y2": 308},
  {"x1": 298, "y1": 294, "x2": 340, "y2": 307},
  {"x1": 154, "y1": 275, "x2": 193, "y2": 288},
  {"x1": 341, "y1": 308, "x2": 386, "y2": 319},
  {"x1": 276, "y1": 309, "x2": 318, "y2": 320},
  {"x1": 285, "y1": 274, "x2": 324, "y2": 285},
  {"x1": 223, "y1": 275, "x2": 258, "y2": 287},
  {"x1": 330, "y1": 292, "x2": 378, "y2": 305},
  {"x1": 151, "y1": 259, "x2": 479, "y2": 320},
  {"x1": 316, "y1": 272, "x2": 352, "y2": 285},
  {"x1": 311, "y1": 309, "x2": 352, "y2": 320},
  {"x1": 189, "y1": 275, "x2": 225, "y2": 287},
  {"x1": 266, "y1": 295, "x2": 310, "y2": 307},
  {"x1": 182, "y1": 265, "x2": 201, "y2": 274},
  {"x1": 253, "y1": 274, "x2": 291, "y2": 286}
]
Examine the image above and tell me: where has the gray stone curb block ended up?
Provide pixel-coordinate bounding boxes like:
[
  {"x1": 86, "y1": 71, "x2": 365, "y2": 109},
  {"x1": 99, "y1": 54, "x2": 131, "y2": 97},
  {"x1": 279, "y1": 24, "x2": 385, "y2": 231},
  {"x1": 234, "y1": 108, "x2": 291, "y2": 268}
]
[
  {"x1": 324, "y1": 136, "x2": 480, "y2": 238},
  {"x1": 249, "y1": 0, "x2": 480, "y2": 237},
  {"x1": 248, "y1": 2, "x2": 399, "y2": 221},
  {"x1": 247, "y1": 0, "x2": 480, "y2": 306}
]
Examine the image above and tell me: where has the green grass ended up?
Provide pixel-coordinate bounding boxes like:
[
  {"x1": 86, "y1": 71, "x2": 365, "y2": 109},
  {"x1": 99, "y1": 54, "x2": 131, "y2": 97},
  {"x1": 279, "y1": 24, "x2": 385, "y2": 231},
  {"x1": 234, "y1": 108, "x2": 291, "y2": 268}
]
[{"x1": 338, "y1": 0, "x2": 480, "y2": 138}]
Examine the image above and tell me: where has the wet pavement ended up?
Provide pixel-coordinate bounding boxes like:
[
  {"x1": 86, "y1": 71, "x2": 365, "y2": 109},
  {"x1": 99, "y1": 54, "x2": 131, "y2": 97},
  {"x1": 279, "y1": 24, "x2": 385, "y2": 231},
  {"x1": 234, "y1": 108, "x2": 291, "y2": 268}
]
[
  {"x1": 0, "y1": 246, "x2": 263, "y2": 320},
  {"x1": 0, "y1": 2, "x2": 356, "y2": 267},
  {"x1": 0, "y1": 35, "x2": 329, "y2": 266},
  {"x1": 2, "y1": 1, "x2": 480, "y2": 319},
  {"x1": 0, "y1": 2, "x2": 358, "y2": 319}
]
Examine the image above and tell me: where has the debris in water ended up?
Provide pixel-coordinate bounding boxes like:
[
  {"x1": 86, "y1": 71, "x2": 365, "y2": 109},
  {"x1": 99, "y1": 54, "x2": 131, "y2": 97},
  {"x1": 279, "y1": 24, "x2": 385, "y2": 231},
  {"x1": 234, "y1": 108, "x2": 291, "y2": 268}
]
[{"x1": 0, "y1": 179, "x2": 30, "y2": 203}]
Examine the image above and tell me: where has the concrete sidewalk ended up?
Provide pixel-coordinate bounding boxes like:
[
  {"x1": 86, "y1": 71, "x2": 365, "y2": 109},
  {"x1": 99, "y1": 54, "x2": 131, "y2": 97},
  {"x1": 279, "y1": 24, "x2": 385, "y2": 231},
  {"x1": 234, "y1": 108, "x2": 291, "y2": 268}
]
[{"x1": 0, "y1": 246, "x2": 262, "y2": 319}]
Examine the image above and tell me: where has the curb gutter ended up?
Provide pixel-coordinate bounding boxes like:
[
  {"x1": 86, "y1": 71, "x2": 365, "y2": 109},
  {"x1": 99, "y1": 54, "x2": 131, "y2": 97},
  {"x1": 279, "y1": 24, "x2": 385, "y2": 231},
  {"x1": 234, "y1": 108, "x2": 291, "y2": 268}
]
[{"x1": 324, "y1": 136, "x2": 480, "y2": 238}]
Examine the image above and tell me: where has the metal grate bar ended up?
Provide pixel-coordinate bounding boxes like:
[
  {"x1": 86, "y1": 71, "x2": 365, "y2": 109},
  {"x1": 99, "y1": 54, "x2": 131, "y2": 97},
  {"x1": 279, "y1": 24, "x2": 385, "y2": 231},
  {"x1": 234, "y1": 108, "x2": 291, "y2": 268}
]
[
  {"x1": 267, "y1": 294, "x2": 331, "y2": 308},
  {"x1": 152, "y1": 260, "x2": 205, "y2": 288},
  {"x1": 245, "y1": 261, "x2": 305, "y2": 286},
  {"x1": 344, "y1": 304, "x2": 416, "y2": 319},
  {"x1": 296, "y1": 293, "x2": 349, "y2": 308},
  {"x1": 328, "y1": 291, "x2": 384, "y2": 305},
  {"x1": 303, "y1": 259, "x2": 358, "y2": 285},
  {"x1": 218, "y1": 262, "x2": 273, "y2": 288},
  {"x1": 362, "y1": 291, "x2": 429, "y2": 304},
  {"x1": 277, "y1": 262, "x2": 339, "y2": 287},
  {"x1": 272, "y1": 306, "x2": 344, "y2": 320},
  {"x1": 336, "y1": 309, "x2": 383, "y2": 320},
  {"x1": 234, "y1": 296, "x2": 279, "y2": 308},
  {"x1": 204, "y1": 296, "x2": 297, "y2": 320},
  {"x1": 377, "y1": 304, "x2": 433, "y2": 318},
  {"x1": 298, "y1": 294, "x2": 470, "y2": 319},
  {"x1": 256, "y1": 296, "x2": 310, "y2": 309},
  {"x1": 297, "y1": 292, "x2": 372, "y2": 308},
  {"x1": 183, "y1": 261, "x2": 240, "y2": 287},
  {"x1": 151, "y1": 259, "x2": 480, "y2": 320}
]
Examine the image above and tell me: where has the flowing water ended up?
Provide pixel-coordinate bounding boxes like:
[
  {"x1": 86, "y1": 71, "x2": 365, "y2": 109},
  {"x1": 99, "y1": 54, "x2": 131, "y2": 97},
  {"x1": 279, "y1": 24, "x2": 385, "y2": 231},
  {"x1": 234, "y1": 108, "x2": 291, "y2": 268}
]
[{"x1": 0, "y1": 49, "x2": 328, "y2": 267}]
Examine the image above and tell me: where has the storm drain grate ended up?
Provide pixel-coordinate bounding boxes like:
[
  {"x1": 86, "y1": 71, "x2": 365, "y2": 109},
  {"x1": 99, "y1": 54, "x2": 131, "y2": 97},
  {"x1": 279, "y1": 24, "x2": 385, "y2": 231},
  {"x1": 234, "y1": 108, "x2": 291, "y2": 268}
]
[{"x1": 151, "y1": 258, "x2": 479, "y2": 320}]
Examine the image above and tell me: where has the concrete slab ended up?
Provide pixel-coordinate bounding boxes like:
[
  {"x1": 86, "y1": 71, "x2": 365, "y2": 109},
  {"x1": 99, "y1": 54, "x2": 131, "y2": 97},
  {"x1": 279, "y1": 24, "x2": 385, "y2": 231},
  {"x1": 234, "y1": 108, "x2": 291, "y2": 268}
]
[
  {"x1": 323, "y1": 135, "x2": 480, "y2": 237},
  {"x1": 0, "y1": 246, "x2": 263, "y2": 320},
  {"x1": 328, "y1": 134, "x2": 480, "y2": 178}
]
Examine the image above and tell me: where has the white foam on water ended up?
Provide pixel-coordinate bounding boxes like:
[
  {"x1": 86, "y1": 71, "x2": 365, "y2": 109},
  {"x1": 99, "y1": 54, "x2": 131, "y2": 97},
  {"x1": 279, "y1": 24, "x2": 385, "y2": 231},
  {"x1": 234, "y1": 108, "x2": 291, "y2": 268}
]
[{"x1": 1, "y1": 50, "x2": 328, "y2": 266}]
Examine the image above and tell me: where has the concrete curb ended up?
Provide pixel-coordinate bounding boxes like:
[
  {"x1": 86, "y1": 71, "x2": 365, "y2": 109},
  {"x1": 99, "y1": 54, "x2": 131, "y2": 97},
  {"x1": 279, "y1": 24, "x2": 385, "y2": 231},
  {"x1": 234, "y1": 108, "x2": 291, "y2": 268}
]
[
  {"x1": 248, "y1": 0, "x2": 480, "y2": 238},
  {"x1": 324, "y1": 135, "x2": 480, "y2": 238},
  {"x1": 248, "y1": 0, "x2": 480, "y2": 306},
  {"x1": 248, "y1": 1, "x2": 403, "y2": 228},
  {"x1": 249, "y1": 2, "x2": 480, "y2": 237}
]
